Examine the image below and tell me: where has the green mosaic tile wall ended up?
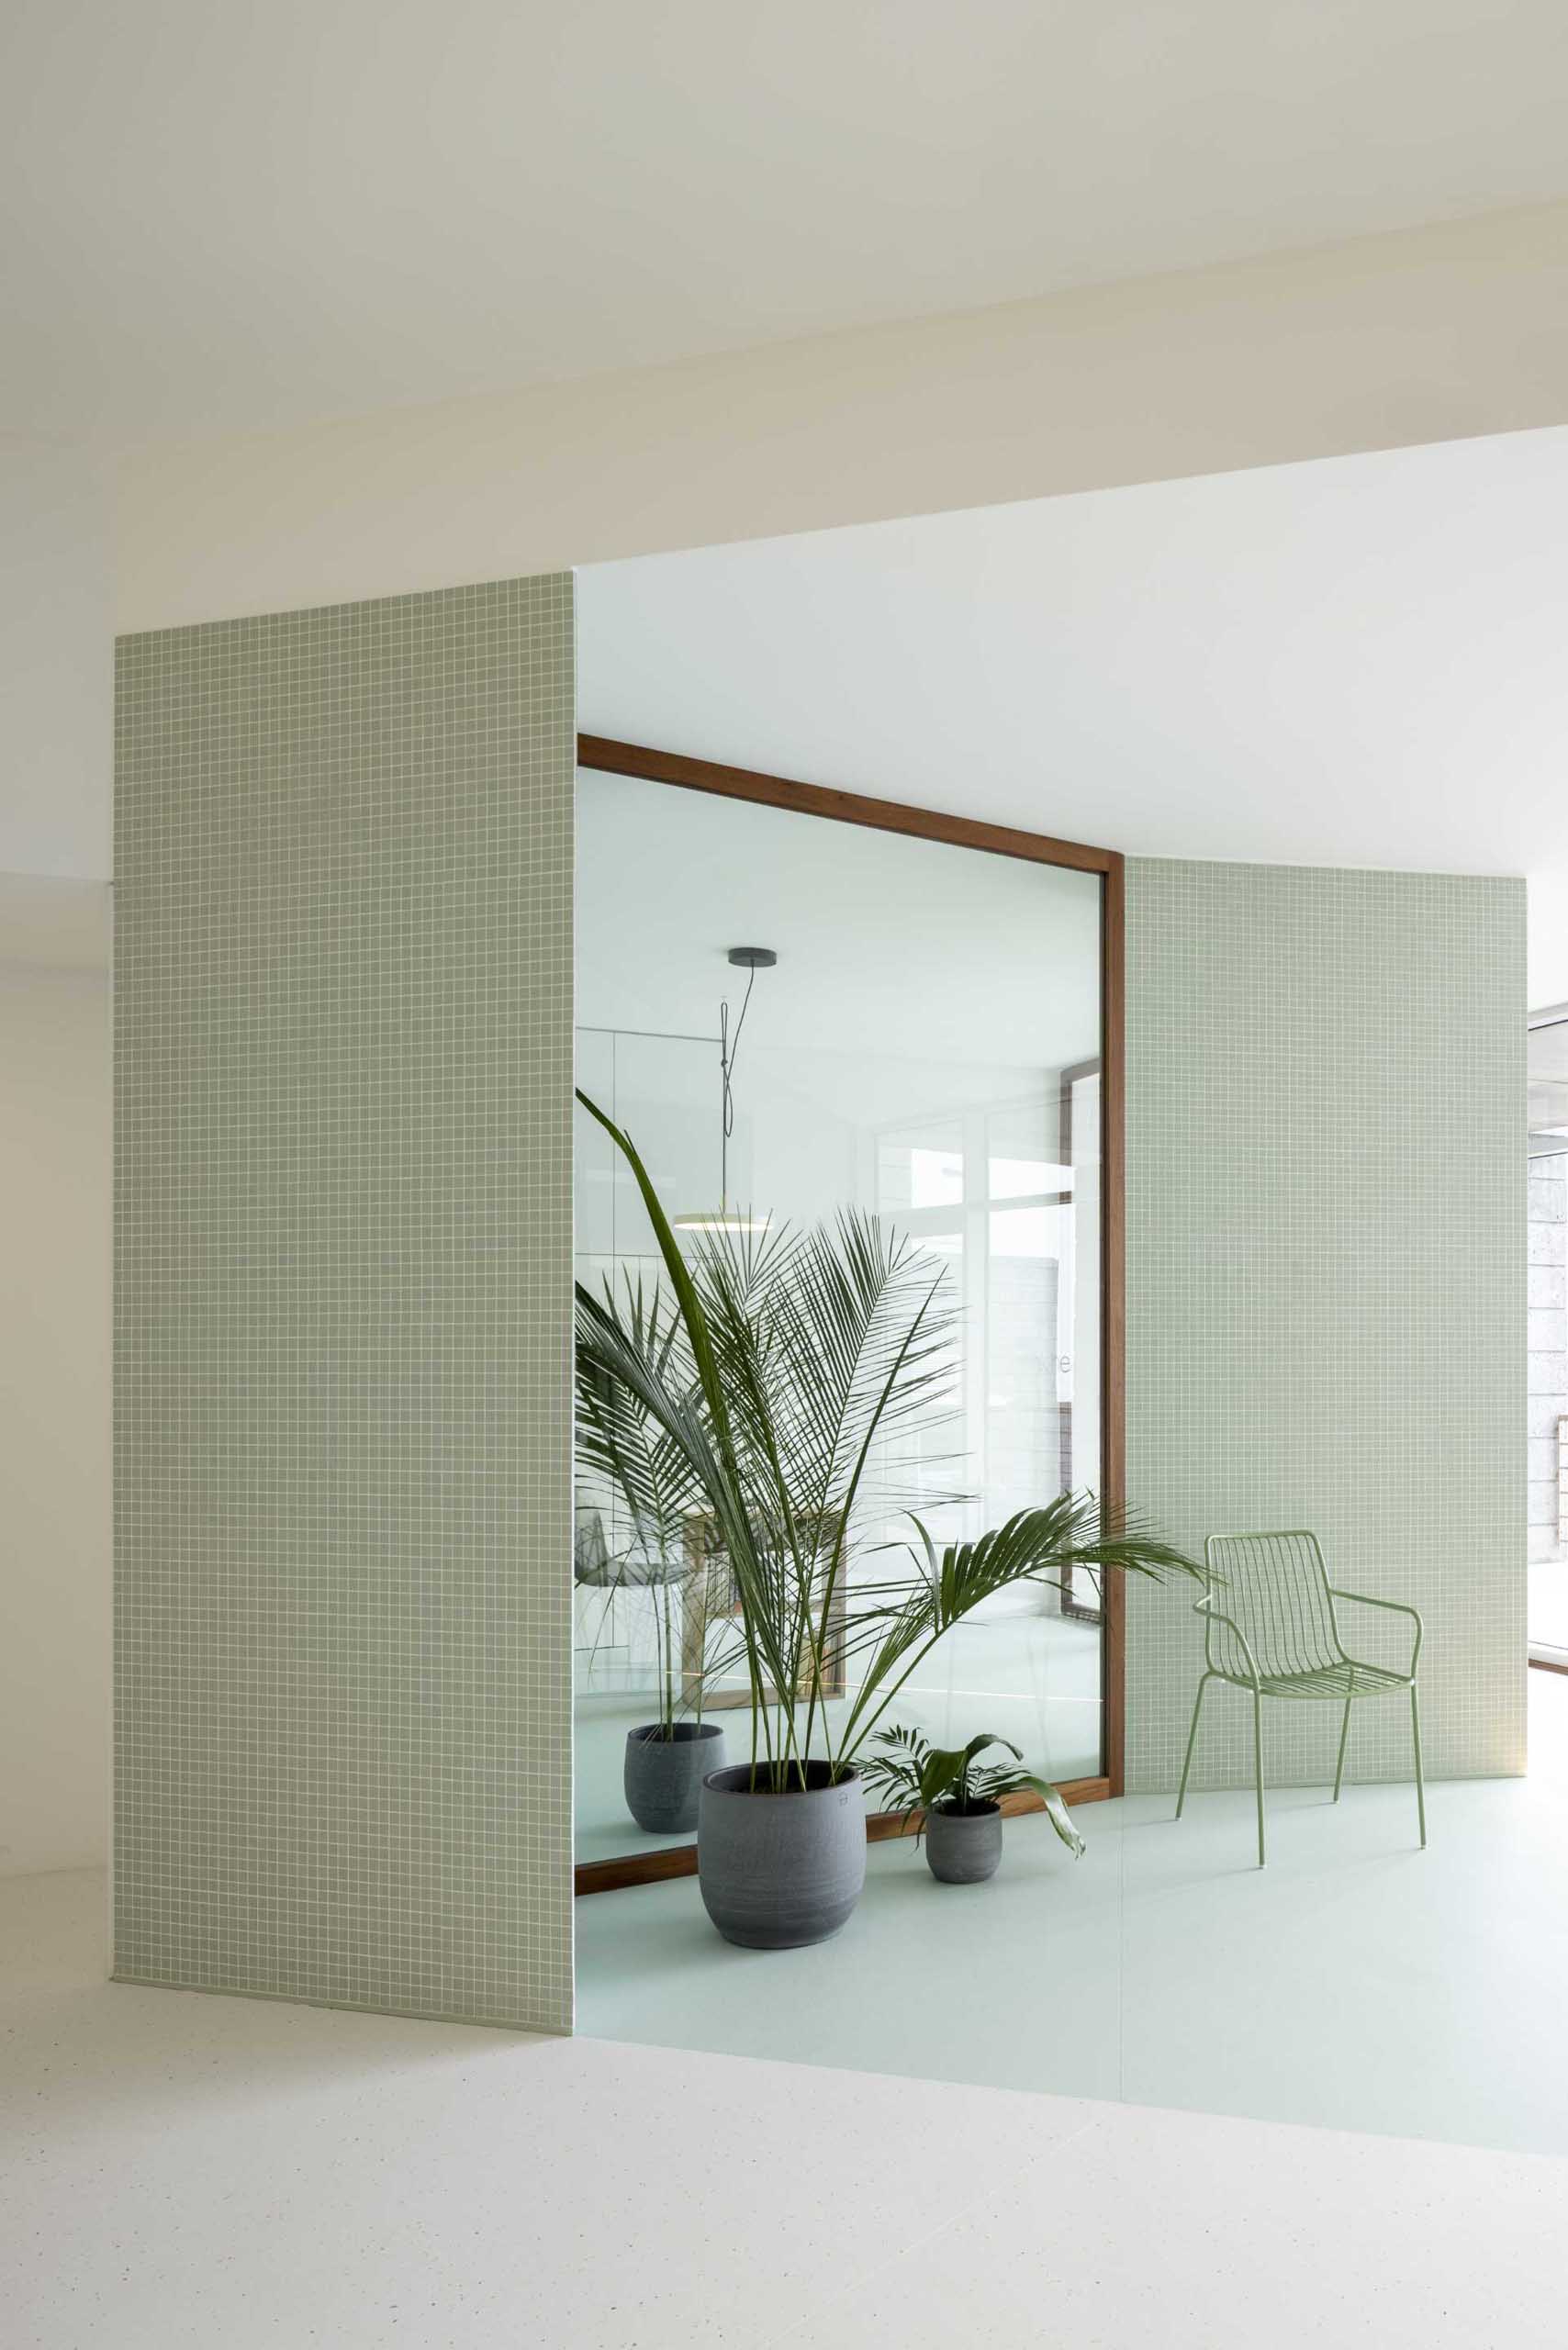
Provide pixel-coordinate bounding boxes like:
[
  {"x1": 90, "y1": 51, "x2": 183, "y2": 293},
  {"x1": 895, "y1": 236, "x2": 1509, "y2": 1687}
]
[
  {"x1": 114, "y1": 576, "x2": 576, "y2": 2029},
  {"x1": 1125, "y1": 859, "x2": 1526, "y2": 1793}
]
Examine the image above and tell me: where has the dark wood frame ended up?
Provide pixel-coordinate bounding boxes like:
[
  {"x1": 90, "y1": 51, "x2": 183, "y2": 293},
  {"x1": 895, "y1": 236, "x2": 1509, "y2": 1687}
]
[
  {"x1": 1058, "y1": 1056, "x2": 1105, "y2": 1628},
  {"x1": 574, "y1": 735, "x2": 1126, "y2": 1893}
]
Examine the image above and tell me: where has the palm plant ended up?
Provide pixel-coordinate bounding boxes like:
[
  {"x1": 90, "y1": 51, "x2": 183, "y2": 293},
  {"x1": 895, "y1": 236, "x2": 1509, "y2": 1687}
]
[
  {"x1": 576, "y1": 1273, "x2": 712, "y2": 1740},
  {"x1": 859, "y1": 1726, "x2": 1087, "y2": 1857},
  {"x1": 575, "y1": 1088, "x2": 1203, "y2": 1795}
]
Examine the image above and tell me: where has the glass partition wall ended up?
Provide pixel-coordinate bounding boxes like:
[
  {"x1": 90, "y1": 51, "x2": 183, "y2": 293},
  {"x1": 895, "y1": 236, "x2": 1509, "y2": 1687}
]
[{"x1": 573, "y1": 750, "x2": 1120, "y2": 1881}]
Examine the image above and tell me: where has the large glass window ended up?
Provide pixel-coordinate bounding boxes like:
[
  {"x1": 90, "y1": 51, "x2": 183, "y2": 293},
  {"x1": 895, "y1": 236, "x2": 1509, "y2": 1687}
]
[{"x1": 573, "y1": 767, "x2": 1106, "y2": 1867}]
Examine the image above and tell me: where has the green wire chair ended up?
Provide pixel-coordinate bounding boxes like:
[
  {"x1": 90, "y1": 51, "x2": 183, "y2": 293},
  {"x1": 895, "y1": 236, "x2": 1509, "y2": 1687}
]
[{"x1": 1175, "y1": 1530, "x2": 1426, "y2": 1867}]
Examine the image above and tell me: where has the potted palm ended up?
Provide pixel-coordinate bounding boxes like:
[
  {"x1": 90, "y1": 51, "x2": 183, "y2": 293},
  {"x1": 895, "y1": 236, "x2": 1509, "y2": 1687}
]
[
  {"x1": 576, "y1": 1279, "x2": 726, "y2": 1834},
  {"x1": 860, "y1": 1726, "x2": 1084, "y2": 1884},
  {"x1": 575, "y1": 1089, "x2": 1202, "y2": 1947}
]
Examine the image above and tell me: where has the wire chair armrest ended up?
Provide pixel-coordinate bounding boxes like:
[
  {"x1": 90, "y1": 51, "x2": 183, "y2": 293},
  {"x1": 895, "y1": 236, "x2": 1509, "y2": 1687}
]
[
  {"x1": 1328, "y1": 1587, "x2": 1423, "y2": 1675},
  {"x1": 1194, "y1": 1589, "x2": 1262, "y2": 1687}
]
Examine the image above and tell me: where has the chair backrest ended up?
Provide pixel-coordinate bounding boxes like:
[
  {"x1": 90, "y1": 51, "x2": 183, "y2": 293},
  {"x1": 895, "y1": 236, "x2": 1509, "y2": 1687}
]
[{"x1": 1202, "y1": 1531, "x2": 1345, "y2": 1682}]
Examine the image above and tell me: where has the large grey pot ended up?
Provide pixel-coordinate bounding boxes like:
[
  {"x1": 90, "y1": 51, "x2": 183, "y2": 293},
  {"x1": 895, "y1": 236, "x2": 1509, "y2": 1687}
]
[
  {"x1": 924, "y1": 1803, "x2": 1003, "y2": 1885},
  {"x1": 698, "y1": 1762, "x2": 867, "y2": 1948},
  {"x1": 623, "y1": 1722, "x2": 726, "y2": 1835}
]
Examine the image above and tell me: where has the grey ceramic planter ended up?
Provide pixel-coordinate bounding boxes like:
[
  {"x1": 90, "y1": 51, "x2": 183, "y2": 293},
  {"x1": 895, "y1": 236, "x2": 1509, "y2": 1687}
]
[
  {"x1": 623, "y1": 1722, "x2": 726, "y2": 1835},
  {"x1": 924, "y1": 1802, "x2": 1003, "y2": 1884},
  {"x1": 697, "y1": 1762, "x2": 867, "y2": 1948}
]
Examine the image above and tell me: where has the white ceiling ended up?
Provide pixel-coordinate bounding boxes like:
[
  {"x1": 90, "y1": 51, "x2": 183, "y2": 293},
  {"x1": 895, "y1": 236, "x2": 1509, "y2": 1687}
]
[
  {"x1": 576, "y1": 767, "x2": 1101, "y2": 1075},
  {"x1": 578, "y1": 427, "x2": 1568, "y2": 1005},
  {"x1": 8, "y1": 1, "x2": 1568, "y2": 442}
]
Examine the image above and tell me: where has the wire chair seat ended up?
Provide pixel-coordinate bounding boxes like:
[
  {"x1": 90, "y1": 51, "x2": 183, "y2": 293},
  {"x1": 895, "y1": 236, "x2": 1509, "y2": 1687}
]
[{"x1": 1230, "y1": 1659, "x2": 1413, "y2": 1701}]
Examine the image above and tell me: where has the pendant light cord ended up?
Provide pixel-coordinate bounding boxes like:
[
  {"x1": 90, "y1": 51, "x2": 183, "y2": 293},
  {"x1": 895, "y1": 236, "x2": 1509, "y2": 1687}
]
[{"x1": 719, "y1": 963, "x2": 759, "y2": 1210}]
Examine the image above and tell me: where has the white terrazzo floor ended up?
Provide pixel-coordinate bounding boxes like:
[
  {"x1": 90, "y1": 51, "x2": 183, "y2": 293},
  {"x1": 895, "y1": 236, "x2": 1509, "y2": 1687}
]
[{"x1": 5, "y1": 1846, "x2": 1568, "y2": 2344}]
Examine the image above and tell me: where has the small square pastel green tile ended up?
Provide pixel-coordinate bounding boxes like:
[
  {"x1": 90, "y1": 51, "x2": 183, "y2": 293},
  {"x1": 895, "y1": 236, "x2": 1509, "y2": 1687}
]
[
  {"x1": 114, "y1": 576, "x2": 575, "y2": 2030},
  {"x1": 1125, "y1": 859, "x2": 1525, "y2": 1793}
]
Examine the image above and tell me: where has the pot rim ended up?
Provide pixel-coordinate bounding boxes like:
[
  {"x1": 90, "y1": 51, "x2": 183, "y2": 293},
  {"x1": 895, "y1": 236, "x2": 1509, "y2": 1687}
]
[
  {"x1": 627, "y1": 1720, "x2": 725, "y2": 1745},
  {"x1": 929, "y1": 1797, "x2": 1002, "y2": 1821},
  {"x1": 702, "y1": 1762, "x2": 862, "y2": 1798}
]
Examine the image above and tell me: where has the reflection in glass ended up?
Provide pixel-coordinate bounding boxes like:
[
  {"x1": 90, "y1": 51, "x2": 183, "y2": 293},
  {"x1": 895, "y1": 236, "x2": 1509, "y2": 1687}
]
[{"x1": 573, "y1": 770, "x2": 1103, "y2": 1865}]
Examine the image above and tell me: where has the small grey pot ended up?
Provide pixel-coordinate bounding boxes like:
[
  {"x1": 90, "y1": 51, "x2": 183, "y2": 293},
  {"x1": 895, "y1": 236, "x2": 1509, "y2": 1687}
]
[
  {"x1": 698, "y1": 1762, "x2": 867, "y2": 1948},
  {"x1": 924, "y1": 1802, "x2": 1003, "y2": 1885},
  {"x1": 623, "y1": 1721, "x2": 726, "y2": 1835}
]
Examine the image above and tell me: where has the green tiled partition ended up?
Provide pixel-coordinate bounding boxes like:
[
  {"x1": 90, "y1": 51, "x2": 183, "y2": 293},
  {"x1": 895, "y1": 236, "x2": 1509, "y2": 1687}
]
[
  {"x1": 114, "y1": 576, "x2": 575, "y2": 2029},
  {"x1": 1126, "y1": 858, "x2": 1526, "y2": 1792}
]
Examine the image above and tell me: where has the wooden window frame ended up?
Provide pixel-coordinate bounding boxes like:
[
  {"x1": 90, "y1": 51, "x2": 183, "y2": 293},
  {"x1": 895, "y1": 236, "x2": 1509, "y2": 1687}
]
[
  {"x1": 573, "y1": 735, "x2": 1126, "y2": 1895},
  {"x1": 1057, "y1": 1056, "x2": 1106, "y2": 1628}
]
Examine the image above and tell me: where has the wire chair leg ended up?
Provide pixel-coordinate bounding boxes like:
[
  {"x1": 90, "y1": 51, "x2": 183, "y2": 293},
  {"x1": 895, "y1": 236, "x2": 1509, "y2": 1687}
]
[
  {"x1": 1175, "y1": 1674, "x2": 1210, "y2": 1818},
  {"x1": 1252, "y1": 1687, "x2": 1267, "y2": 1868},
  {"x1": 1332, "y1": 1689, "x2": 1353, "y2": 1802},
  {"x1": 1410, "y1": 1684, "x2": 1428, "y2": 1850}
]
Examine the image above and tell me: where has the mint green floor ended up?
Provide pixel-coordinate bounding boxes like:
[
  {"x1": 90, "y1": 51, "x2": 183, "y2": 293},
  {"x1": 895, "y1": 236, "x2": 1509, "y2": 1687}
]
[{"x1": 576, "y1": 1671, "x2": 1568, "y2": 2159}]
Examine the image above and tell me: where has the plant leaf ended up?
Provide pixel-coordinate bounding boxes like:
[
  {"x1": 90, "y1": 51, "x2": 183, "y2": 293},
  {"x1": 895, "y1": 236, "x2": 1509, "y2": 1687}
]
[{"x1": 1025, "y1": 1775, "x2": 1087, "y2": 1859}]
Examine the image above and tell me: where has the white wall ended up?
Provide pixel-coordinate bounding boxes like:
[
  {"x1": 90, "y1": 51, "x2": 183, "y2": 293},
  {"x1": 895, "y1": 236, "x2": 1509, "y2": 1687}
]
[
  {"x1": 1529, "y1": 876, "x2": 1568, "y2": 1009},
  {"x1": 0, "y1": 439, "x2": 114, "y2": 1883},
  {"x1": 0, "y1": 442, "x2": 112, "y2": 879},
  {"x1": 0, "y1": 442, "x2": 114, "y2": 1882},
  {"x1": 0, "y1": 957, "x2": 111, "y2": 1874},
  {"x1": 116, "y1": 201, "x2": 1568, "y2": 635}
]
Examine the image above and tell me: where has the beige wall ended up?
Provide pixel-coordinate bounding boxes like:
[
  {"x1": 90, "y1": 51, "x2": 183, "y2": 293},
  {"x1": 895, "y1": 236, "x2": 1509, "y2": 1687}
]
[
  {"x1": 118, "y1": 200, "x2": 1568, "y2": 633},
  {"x1": 0, "y1": 442, "x2": 112, "y2": 881},
  {"x1": 0, "y1": 963, "x2": 111, "y2": 1874}
]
